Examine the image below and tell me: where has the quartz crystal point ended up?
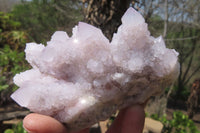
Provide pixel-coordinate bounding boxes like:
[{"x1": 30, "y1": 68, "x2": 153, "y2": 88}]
[{"x1": 11, "y1": 7, "x2": 179, "y2": 130}]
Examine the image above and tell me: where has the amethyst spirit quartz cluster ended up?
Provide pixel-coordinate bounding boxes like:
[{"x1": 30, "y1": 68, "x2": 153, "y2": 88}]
[{"x1": 11, "y1": 7, "x2": 179, "y2": 130}]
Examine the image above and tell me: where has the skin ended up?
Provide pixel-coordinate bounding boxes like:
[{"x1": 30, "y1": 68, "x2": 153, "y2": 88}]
[{"x1": 23, "y1": 105, "x2": 145, "y2": 133}]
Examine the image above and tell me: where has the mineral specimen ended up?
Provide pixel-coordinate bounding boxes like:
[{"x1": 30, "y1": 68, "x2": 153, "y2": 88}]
[{"x1": 11, "y1": 7, "x2": 179, "y2": 130}]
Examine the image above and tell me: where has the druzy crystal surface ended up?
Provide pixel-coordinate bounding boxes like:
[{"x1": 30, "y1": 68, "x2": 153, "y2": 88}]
[{"x1": 11, "y1": 7, "x2": 179, "y2": 130}]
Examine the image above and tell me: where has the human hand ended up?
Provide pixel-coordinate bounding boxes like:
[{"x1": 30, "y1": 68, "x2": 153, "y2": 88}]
[{"x1": 23, "y1": 105, "x2": 145, "y2": 133}]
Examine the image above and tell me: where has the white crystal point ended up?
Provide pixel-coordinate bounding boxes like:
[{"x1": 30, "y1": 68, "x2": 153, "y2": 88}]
[
  {"x1": 72, "y1": 22, "x2": 109, "y2": 47},
  {"x1": 51, "y1": 31, "x2": 69, "y2": 42},
  {"x1": 122, "y1": 7, "x2": 145, "y2": 26},
  {"x1": 11, "y1": 83, "x2": 35, "y2": 107},
  {"x1": 25, "y1": 43, "x2": 45, "y2": 68},
  {"x1": 11, "y1": 7, "x2": 179, "y2": 131},
  {"x1": 76, "y1": 22, "x2": 105, "y2": 39}
]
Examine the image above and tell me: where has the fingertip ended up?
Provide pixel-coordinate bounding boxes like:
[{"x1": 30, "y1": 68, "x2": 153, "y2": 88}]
[
  {"x1": 23, "y1": 113, "x2": 38, "y2": 132},
  {"x1": 124, "y1": 105, "x2": 145, "y2": 118}
]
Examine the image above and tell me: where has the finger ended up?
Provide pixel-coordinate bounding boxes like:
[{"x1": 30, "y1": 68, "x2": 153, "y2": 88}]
[
  {"x1": 106, "y1": 105, "x2": 145, "y2": 133},
  {"x1": 72, "y1": 128, "x2": 90, "y2": 133},
  {"x1": 23, "y1": 113, "x2": 68, "y2": 133},
  {"x1": 23, "y1": 113, "x2": 90, "y2": 133}
]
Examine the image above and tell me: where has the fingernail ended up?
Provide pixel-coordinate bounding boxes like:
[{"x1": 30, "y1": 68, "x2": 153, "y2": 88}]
[{"x1": 23, "y1": 124, "x2": 36, "y2": 133}]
